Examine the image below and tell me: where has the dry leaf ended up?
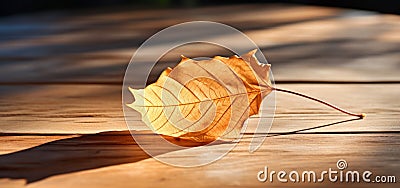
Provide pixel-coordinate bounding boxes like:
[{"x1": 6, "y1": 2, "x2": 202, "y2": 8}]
[{"x1": 127, "y1": 50, "x2": 272, "y2": 143}]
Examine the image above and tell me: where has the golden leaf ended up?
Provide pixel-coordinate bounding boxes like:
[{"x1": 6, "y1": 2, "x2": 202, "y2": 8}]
[{"x1": 127, "y1": 50, "x2": 272, "y2": 143}]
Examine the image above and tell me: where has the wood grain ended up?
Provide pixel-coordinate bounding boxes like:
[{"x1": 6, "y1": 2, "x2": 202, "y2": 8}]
[
  {"x1": 0, "y1": 83, "x2": 399, "y2": 187},
  {"x1": 0, "y1": 133, "x2": 398, "y2": 187},
  {"x1": 0, "y1": 3, "x2": 399, "y2": 188},
  {"x1": 0, "y1": 84, "x2": 398, "y2": 134}
]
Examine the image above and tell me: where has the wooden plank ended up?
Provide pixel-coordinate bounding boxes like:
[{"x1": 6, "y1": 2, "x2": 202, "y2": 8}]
[
  {"x1": 0, "y1": 4, "x2": 399, "y2": 83},
  {"x1": 0, "y1": 84, "x2": 398, "y2": 134},
  {"x1": 0, "y1": 85, "x2": 126, "y2": 134},
  {"x1": 0, "y1": 132, "x2": 398, "y2": 187},
  {"x1": 0, "y1": 135, "x2": 76, "y2": 155},
  {"x1": 0, "y1": 4, "x2": 399, "y2": 188}
]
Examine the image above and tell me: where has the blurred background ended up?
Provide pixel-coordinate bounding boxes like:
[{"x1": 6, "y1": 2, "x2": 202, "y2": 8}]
[
  {"x1": 1, "y1": 0, "x2": 400, "y2": 16},
  {"x1": 0, "y1": 0, "x2": 399, "y2": 85}
]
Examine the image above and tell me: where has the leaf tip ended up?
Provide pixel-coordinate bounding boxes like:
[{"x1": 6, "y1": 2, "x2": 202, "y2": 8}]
[
  {"x1": 126, "y1": 87, "x2": 145, "y2": 112},
  {"x1": 229, "y1": 54, "x2": 240, "y2": 59},
  {"x1": 180, "y1": 55, "x2": 190, "y2": 62},
  {"x1": 128, "y1": 87, "x2": 138, "y2": 95},
  {"x1": 248, "y1": 49, "x2": 258, "y2": 55},
  {"x1": 128, "y1": 87, "x2": 145, "y2": 102}
]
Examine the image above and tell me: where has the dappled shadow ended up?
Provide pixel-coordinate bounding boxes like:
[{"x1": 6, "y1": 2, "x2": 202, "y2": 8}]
[
  {"x1": 0, "y1": 4, "x2": 398, "y2": 89},
  {"x1": 0, "y1": 4, "x2": 349, "y2": 85},
  {"x1": 0, "y1": 130, "x2": 226, "y2": 183}
]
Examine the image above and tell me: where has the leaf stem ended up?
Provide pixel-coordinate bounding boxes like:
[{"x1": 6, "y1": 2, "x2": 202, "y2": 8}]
[{"x1": 272, "y1": 87, "x2": 365, "y2": 119}]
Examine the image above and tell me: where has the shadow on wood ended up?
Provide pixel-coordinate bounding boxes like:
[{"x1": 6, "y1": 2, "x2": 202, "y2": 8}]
[
  {"x1": 0, "y1": 130, "x2": 225, "y2": 183},
  {"x1": 268, "y1": 118, "x2": 362, "y2": 137},
  {"x1": 241, "y1": 118, "x2": 363, "y2": 140}
]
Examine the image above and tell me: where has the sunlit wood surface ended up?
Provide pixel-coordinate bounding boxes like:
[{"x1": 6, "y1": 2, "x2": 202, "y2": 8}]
[{"x1": 0, "y1": 4, "x2": 399, "y2": 188}]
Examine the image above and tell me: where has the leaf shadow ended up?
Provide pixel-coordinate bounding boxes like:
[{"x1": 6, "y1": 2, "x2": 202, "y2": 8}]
[
  {"x1": 267, "y1": 118, "x2": 363, "y2": 137},
  {"x1": 0, "y1": 130, "x2": 226, "y2": 184}
]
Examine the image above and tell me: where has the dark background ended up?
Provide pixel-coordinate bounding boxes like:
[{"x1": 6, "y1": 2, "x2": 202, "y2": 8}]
[{"x1": 0, "y1": 0, "x2": 399, "y2": 17}]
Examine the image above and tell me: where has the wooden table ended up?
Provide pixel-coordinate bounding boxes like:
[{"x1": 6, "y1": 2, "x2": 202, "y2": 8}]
[{"x1": 0, "y1": 4, "x2": 399, "y2": 188}]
